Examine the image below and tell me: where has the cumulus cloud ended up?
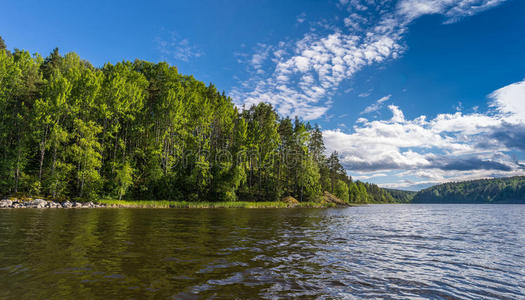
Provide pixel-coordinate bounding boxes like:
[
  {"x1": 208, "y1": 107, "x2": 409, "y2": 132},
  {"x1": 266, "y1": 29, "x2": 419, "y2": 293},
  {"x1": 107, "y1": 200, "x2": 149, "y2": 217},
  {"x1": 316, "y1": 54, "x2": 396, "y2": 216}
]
[
  {"x1": 231, "y1": 0, "x2": 508, "y2": 120},
  {"x1": 489, "y1": 79, "x2": 525, "y2": 123},
  {"x1": 437, "y1": 157, "x2": 512, "y2": 171},
  {"x1": 484, "y1": 123, "x2": 525, "y2": 151},
  {"x1": 324, "y1": 79, "x2": 525, "y2": 190}
]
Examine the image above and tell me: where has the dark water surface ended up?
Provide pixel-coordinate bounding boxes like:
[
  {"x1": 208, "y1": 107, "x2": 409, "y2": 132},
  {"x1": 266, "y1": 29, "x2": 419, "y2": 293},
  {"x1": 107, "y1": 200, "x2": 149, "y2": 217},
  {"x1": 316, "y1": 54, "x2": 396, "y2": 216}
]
[{"x1": 1, "y1": 205, "x2": 524, "y2": 299}]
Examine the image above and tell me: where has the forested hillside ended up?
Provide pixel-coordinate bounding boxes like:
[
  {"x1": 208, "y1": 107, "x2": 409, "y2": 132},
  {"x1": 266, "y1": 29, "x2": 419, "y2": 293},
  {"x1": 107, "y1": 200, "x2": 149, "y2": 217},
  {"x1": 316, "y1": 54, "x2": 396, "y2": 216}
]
[
  {"x1": 384, "y1": 189, "x2": 416, "y2": 203},
  {"x1": 0, "y1": 38, "x2": 397, "y2": 203},
  {"x1": 412, "y1": 176, "x2": 525, "y2": 203}
]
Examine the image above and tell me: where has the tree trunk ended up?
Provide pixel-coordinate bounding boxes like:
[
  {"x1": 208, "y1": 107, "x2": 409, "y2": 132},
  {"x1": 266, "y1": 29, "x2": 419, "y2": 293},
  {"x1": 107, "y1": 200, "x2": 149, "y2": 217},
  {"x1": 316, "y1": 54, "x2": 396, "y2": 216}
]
[
  {"x1": 51, "y1": 145, "x2": 57, "y2": 198},
  {"x1": 14, "y1": 135, "x2": 21, "y2": 194},
  {"x1": 39, "y1": 127, "x2": 48, "y2": 181}
]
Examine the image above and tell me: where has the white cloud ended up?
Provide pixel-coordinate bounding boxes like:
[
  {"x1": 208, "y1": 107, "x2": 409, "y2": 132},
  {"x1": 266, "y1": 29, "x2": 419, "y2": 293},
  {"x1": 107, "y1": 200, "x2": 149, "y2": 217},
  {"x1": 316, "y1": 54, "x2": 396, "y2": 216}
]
[
  {"x1": 389, "y1": 104, "x2": 406, "y2": 123},
  {"x1": 324, "y1": 79, "x2": 525, "y2": 190},
  {"x1": 397, "y1": 0, "x2": 508, "y2": 24},
  {"x1": 382, "y1": 167, "x2": 525, "y2": 190},
  {"x1": 361, "y1": 94, "x2": 392, "y2": 114},
  {"x1": 489, "y1": 79, "x2": 525, "y2": 124},
  {"x1": 353, "y1": 173, "x2": 388, "y2": 180},
  {"x1": 231, "y1": 0, "x2": 507, "y2": 120},
  {"x1": 377, "y1": 95, "x2": 391, "y2": 103},
  {"x1": 397, "y1": 0, "x2": 449, "y2": 21}
]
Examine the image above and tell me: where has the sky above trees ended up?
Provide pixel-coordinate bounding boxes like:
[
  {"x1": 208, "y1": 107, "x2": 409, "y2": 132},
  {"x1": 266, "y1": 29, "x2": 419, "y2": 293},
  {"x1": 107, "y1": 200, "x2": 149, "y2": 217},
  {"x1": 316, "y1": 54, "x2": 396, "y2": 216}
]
[{"x1": 2, "y1": 0, "x2": 524, "y2": 190}]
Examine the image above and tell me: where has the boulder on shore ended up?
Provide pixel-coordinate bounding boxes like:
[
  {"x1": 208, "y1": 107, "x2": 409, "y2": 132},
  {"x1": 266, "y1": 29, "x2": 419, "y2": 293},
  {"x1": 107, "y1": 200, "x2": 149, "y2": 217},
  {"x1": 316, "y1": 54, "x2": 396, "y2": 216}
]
[
  {"x1": 0, "y1": 199, "x2": 13, "y2": 208},
  {"x1": 323, "y1": 191, "x2": 347, "y2": 206},
  {"x1": 46, "y1": 202, "x2": 60, "y2": 208},
  {"x1": 72, "y1": 202, "x2": 83, "y2": 208},
  {"x1": 282, "y1": 196, "x2": 299, "y2": 205},
  {"x1": 32, "y1": 199, "x2": 48, "y2": 208}
]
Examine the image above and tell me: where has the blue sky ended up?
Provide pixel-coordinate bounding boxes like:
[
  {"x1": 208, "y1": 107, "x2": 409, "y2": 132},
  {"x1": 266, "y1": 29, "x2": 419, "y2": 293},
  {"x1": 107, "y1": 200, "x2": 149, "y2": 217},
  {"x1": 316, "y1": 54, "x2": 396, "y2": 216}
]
[{"x1": 2, "y1": 0, "x2": 525, "y2": 190}]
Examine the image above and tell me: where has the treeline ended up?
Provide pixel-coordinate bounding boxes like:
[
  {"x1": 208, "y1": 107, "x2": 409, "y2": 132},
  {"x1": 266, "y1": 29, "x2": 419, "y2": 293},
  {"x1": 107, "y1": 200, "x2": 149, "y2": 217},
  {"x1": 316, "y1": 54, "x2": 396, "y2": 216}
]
[
  {"x1": 0, "y1": 39, "x2": 395, "y2": 203},
  {"x1": 347, "y1": 181, "x2": 400, "y2": 203},
  {"x1": 384, "y1": 188, "x2": 416, "y2": 203},
  {"x1": 412, "y1": 176, "x2": 525, "y2": 203}
]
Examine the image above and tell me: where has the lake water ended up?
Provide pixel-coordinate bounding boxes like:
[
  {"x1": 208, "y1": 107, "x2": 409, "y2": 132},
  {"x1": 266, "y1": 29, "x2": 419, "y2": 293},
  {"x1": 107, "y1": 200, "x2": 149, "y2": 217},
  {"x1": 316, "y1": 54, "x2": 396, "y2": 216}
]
[{"x1": 0, "y1": 204, "x2": 524, "y2": 299}]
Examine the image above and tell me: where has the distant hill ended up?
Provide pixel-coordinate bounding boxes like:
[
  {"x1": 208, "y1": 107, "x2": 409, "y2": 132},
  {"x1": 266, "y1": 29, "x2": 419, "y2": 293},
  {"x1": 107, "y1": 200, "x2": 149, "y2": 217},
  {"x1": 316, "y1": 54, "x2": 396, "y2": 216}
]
[{"x1": 411, "y1": 176, "x2": 525, "y2": 203}]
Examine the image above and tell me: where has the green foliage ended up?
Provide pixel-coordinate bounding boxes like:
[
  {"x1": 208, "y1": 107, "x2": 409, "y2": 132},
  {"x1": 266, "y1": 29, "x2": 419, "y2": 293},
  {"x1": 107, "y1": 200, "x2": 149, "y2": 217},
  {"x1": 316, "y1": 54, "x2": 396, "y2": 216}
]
[
  {"x1": 115, "y1": 161, "x2": 134, "y2": 200},
  {"x1": 334, "y1": 179, "x2": 349, "y2": 202},
  {"x1": 97, "y1": 199, "x2": 333, "y2": 208},
  {"x1": 70, "y1": 119, "x2": 103, "y2": 199},
  {"x1": 384, "y1": 188, "x2": 416, "y2": 202},
  {"x1": 412, "y1": 176, "x2": 525, "y2": 203},
  {"x1": 0, "y1": 44, "x2": 402, "y2": 203}
]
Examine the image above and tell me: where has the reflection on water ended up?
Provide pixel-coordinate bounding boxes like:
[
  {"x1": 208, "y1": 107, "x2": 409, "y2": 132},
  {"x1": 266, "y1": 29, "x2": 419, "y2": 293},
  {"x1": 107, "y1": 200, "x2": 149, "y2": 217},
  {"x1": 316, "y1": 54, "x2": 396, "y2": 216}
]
[{"x1": 0, "y1": 205, "x2": 524, "y2": 299}]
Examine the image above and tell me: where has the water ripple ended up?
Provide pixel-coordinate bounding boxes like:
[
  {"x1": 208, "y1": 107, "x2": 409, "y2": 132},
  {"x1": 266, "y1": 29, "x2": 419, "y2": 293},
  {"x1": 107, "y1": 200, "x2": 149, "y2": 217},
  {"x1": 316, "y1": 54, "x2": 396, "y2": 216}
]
[{"x1": 0, "y1": 204, "x2": 524, "y2": 299}]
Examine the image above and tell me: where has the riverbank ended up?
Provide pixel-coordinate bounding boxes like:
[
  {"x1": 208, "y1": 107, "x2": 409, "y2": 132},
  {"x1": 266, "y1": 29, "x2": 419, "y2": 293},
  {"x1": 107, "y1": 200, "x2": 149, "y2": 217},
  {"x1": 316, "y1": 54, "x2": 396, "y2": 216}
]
[
  {"x1": 0, "y1": 199, "x2": 104, "y2": 208},
  {"x1": 0, "y1": 198, "x2": 353, "y2": 209},
  {"x1": 97, "y1": 200, "x2": 351, "y2": 208}
]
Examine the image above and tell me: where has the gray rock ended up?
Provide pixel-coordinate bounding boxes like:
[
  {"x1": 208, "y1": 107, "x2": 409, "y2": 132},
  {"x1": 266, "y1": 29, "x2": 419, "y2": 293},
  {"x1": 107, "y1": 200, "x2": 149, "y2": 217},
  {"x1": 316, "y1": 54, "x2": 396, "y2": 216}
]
[
  {"x1": 33, "y1": 198, "x2": 47, "y2": 205},
  {"x1": 50, "y1": 202, "x2": 61, "y2": 208},
  {"x1": 0, "y1": 199, "x2": 12, "y2": 208},
  {"x1": 46, "y1": 202, "x2": 58, "y2": 208},
  {"x1": 0, "y1": 198, "x2": 103, "y2": 209},
  {"x1": 23, "y1": 202, "x2": 35, "y2": 208},
  {"x1": 72, "y1": 202, "x2": 83, "y2": 208},
  {"x1": 32, "y1": 199, "x2": 48, "y2": 208}
]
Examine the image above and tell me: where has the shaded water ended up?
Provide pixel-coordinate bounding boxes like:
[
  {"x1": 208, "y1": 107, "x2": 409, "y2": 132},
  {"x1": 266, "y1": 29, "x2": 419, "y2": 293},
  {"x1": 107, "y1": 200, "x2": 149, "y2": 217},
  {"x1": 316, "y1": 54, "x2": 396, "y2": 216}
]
[{"x1": 0, "y1": 205, "x2": 524, "y2": 299}]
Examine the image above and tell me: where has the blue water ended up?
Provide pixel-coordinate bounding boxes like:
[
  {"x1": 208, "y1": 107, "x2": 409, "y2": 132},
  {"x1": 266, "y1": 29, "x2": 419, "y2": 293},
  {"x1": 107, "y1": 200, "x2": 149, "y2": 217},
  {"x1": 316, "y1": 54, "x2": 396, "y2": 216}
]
[{"x1": 0, "y1": 204, "x2": 524, "y2": 299}]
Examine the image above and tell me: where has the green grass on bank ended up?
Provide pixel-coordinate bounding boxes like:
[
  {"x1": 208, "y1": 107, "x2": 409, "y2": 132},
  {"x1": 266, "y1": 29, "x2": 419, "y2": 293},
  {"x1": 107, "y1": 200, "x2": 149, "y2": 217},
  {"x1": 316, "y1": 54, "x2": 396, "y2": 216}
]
[{"x1": 97, "y1": 200, "x2": 347, "y2": 208}]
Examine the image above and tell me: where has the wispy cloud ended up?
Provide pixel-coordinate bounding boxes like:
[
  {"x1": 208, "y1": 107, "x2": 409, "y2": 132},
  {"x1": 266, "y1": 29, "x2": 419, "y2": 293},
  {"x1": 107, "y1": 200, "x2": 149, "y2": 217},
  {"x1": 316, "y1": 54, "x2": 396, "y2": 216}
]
[
  {"x1": 156, "y1": 31, "x2": 203, "y2": 62},
  {"x1": 361, "y1": 94, "x2": 391, "y2": 114},
  {"x1": 353, "y1": 173, "x2": 388, "y2": 181},
  {"x1": 297, "y1": 12, "x2": 307, "y2": 24},
  {"x1": 397, "y1": 0, "x2": 508, "y2": 24},
  {"x1": 231, "y1": 0, "x2": 508, "y2": 120}
]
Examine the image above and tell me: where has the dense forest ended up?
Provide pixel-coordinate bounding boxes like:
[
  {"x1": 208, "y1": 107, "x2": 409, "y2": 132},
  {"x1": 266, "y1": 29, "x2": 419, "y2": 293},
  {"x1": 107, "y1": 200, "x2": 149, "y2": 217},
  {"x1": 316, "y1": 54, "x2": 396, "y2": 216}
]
[
  {"x1": 412, "y1": 176, "x2": 525, "y2": 203},
  {"x1": 0, "y1": 37, "x2": 400, "y2": 203}
]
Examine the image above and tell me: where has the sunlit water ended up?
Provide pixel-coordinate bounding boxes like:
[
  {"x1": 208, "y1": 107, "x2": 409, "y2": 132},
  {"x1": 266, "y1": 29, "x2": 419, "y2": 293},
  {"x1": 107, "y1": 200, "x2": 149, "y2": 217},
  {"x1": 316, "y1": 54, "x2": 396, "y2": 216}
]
[{"x1": 1, "y1": 205, "x2": 524, "y2": 299}]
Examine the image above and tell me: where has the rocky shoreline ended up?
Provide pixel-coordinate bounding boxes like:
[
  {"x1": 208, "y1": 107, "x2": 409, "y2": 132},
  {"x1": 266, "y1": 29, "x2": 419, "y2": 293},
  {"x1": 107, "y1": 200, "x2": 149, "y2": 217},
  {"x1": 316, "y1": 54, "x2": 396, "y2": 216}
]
[{"x1": 0, "y1": 199, "x2": 105, "y2": 209}]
